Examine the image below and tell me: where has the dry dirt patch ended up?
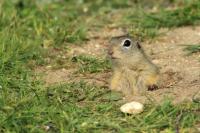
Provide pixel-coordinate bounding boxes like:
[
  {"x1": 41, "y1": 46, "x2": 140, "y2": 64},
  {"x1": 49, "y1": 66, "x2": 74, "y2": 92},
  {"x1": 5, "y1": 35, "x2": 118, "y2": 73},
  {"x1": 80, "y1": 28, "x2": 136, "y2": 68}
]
[
  {"x1": 39, "y1": 26, "x2": 200, "y2": 104},
  {"x1": 143, "y1": 26, "x2": 200, "y2": 103}
]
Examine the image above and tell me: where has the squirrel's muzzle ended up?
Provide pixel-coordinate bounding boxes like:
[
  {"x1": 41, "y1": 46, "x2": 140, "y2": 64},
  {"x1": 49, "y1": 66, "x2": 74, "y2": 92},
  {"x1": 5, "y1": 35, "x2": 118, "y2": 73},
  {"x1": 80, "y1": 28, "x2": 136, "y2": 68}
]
[{"x1": 108, "y1": 49, "x2": 114, "y2": 56}]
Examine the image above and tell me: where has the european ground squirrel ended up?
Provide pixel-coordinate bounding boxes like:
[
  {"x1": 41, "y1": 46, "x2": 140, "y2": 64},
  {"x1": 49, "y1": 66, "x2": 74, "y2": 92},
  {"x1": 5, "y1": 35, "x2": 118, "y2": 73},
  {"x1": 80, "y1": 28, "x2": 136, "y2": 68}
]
[{"x1": 108, "y1": 35, "x2": 160, "y2": 99}]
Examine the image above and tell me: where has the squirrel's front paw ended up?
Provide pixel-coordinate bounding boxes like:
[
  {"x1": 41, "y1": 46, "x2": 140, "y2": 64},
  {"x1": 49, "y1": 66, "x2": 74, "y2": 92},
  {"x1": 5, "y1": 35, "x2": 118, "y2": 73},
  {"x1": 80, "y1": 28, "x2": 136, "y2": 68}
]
[{"x1": 147, "y1": 84, "x2": 158, "y2": 91}]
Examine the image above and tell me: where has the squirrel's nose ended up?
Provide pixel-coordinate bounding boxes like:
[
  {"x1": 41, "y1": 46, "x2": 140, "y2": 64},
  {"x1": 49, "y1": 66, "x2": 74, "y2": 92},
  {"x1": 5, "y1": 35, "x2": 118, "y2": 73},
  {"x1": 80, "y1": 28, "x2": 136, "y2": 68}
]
[{"x1": 108, "y1": 49, "x2": 113, "y2": 55}]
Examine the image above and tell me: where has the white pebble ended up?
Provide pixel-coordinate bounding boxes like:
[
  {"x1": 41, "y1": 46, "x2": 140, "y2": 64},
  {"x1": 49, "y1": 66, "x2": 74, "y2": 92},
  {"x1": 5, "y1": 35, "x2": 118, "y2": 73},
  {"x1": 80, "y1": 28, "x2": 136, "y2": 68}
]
[
  {"x1": 120, "y1": 101, "x2": 144, "y2": 114},
  {"x1": 152, "y1": 59, "x2": 159, "y2": 64}
]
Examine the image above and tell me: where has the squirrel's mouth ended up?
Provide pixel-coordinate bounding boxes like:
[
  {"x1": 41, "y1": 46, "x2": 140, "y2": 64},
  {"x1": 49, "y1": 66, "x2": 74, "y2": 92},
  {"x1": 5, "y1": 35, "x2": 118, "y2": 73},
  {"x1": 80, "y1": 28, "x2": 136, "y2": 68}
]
[
  {"x1": 107, "y1": 51, "x2": 120, "y2": 59},
  {"x1": 110, "y1": 56, "x2": 120, "y2": 59}
]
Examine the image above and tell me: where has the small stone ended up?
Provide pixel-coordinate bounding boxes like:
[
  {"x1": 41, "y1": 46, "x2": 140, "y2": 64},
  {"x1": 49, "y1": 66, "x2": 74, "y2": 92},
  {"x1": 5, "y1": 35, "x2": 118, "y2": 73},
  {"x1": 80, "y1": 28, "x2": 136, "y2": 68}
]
[
  {"x1": 152, "y1": 59, "x2": 159, "y2": 64},
  {"x1": 95, "y1": 44, "x2": 100, "y2": 48},
  {"x1": 81, "y1": 122, "x2": 87, "y2": 127},
  {"x1": 46, "y1": 65, "x2": 52, "y2": 69},
  {"x1": 62, "y1": 55, "x2": 66, "y2": 59},
  {"x1": 62, "y1": 68, "x2": 66, "y2": 71},
  {"x1": 43, "y1": 125, "x2": 50, "y2": 131},
  {"x1": 83, "y1": 7, "x2": 88, "y2": 13},
  {"x1": 120, "y1": 101, "x2": 144, "y2": 114}
]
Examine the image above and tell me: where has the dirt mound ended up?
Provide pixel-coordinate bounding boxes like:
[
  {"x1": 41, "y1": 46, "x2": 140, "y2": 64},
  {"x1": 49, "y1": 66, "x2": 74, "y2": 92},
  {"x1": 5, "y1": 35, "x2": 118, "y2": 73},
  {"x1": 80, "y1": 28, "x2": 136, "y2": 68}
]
[
  {"x1": 142, "y1": 26, "x2": 200, "y2": 103},
  {"x1": 39, "y1": 26, "x2": 200, "y2": 104}
]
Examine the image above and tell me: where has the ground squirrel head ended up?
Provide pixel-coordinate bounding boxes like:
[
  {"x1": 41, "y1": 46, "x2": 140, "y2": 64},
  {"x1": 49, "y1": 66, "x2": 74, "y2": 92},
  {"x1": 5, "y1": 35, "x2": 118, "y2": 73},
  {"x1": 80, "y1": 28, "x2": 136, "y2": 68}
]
[{"x1": 108, "y1": 35, "x2": 143, "y2": 64}]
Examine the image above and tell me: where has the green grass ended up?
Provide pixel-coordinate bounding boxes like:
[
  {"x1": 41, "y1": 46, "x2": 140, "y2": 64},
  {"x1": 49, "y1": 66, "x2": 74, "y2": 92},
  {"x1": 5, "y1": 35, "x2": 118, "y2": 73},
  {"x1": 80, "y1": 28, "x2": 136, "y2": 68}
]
[
  {"x1": 125, "y1": 0, "x2": 200, "y2": 40},
  {"x1": 0, "y1": 0, "x2": 200, "y2": 132},
  {"x1": 184, "y1": 44, "x2": 200, "y2": 54},
  {"x1": 71, "y1": 55, "x2": 111, "y2": 73},
  {"x1": 1, "y1": 82, "x2": 199, "y2": 132},
  {"x1": 135, "y1": 2, "x2": 200, "y2": 29}
]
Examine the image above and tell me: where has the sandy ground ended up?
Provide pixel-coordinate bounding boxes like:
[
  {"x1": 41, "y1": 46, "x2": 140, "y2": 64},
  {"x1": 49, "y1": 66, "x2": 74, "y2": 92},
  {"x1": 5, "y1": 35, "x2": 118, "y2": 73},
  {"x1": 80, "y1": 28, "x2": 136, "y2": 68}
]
[
  {"x1": 38, "y1": 26, "x2": 200, "y2": 104},
  {"x1": 144, "y1": 26, "x2": 200, "y2": 103}
]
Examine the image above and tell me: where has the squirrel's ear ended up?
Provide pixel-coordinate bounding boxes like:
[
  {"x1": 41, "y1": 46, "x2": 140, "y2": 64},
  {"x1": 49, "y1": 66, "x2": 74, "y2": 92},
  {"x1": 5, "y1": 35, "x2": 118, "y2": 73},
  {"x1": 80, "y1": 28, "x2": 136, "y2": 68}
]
[{"x1": 136, "y1": 41, "x2": 141, "y2": 49}]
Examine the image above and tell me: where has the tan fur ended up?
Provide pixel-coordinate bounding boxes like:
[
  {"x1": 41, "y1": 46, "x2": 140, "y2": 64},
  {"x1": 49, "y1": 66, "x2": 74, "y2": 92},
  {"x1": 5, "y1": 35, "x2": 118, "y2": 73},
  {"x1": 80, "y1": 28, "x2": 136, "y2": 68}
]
[{"x1": 109, "y1": 35, "x2": 160, "y2": 97}]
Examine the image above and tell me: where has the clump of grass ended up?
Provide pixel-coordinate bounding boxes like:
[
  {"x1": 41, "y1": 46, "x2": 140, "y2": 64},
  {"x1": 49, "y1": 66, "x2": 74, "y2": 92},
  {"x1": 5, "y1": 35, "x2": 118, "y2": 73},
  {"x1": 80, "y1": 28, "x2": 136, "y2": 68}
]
[
  {"x1": 2, "y1": 81, "x2": 199, "y2": 132},
  {"x1": 0, "y1": 1, "x2": 90, "y2": 131},
  {"x1": 140, "y1": 1, "x2": 200, "y2": 28},
  {"x1": 125, "y1": 0, "x2": 200, "y2": 40},
  {"x1": 47, "y1": 82, "x2": 113, "y2": 103},
  {"x1": 128, "y1": 26, "x2": 160, "y2": 41},
  {"x1": 71, "y1": 55, "x2": 111, "y2": 73},
  {"x1": 184, "y1": 44, "x2": 200, "y2": 54}
]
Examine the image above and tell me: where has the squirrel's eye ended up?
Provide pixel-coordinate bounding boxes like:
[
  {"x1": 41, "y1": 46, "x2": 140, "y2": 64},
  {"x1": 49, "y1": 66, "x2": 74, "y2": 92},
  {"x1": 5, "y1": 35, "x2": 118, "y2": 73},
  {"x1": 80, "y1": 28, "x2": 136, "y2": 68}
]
[{"x1": 123, "y1": 39, "x2": 131, "y2": 48}]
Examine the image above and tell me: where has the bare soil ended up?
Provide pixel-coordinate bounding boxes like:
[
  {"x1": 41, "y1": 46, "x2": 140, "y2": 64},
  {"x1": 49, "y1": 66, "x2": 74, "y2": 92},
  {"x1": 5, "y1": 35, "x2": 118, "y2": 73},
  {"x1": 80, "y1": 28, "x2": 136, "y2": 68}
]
[
  {"x1": 144, "y1": 26, "x2": 200, "y2": 103},
  {"x1": 38, "y1": 26, "x2": 200, "y2": 104}
]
